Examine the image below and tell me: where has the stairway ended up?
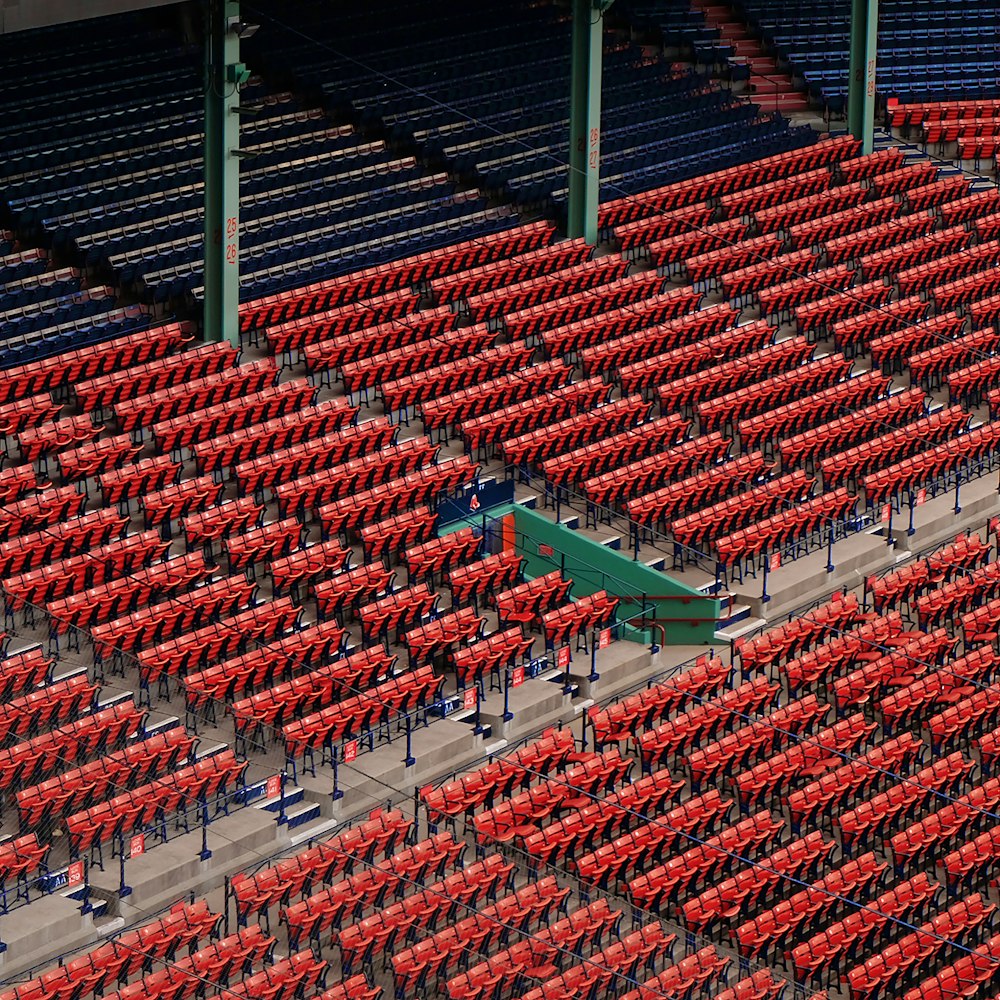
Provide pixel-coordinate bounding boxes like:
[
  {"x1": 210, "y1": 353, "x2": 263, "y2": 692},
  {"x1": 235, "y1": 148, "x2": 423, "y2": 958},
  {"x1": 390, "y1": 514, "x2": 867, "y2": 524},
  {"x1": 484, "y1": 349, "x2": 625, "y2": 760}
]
[{"x1": 691, "y1": 0, "x2": 813, "y2": 114}]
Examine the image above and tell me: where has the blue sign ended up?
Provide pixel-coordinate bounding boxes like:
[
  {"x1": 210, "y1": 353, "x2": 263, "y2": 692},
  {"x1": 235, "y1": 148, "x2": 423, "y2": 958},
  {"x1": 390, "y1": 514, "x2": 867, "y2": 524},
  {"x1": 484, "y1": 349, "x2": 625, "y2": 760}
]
[{"x1": 437, "y1": 478, "x2": 515, "y2": 526}]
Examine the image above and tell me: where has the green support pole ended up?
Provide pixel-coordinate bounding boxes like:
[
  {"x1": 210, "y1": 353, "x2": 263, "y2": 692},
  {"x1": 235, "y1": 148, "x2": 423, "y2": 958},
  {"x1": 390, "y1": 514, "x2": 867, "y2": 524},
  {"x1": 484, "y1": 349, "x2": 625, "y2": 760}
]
[
  {"x1": 847, "y1": 0, "x2": 878, "y2": 155},
  {"x1": 203, "y1": 0, "x2": 243, "y2": 347},
  {"x1": 568, "y1": 0, "x2": 610, "y2": 245}
]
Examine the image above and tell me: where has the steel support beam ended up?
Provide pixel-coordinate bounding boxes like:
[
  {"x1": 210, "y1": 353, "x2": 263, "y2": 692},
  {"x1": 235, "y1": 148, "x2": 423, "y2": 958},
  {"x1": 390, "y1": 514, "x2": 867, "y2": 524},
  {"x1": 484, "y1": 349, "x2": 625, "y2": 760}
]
[
  {"x1": 847, "y1": 0, "x2": 878, "y2": 155},
  {"x1": 567, "y1": 0, "x2": 606, "y2": 244},
  {"x1": 203, "y1": 0, "x2": 242, "y2": 347}
]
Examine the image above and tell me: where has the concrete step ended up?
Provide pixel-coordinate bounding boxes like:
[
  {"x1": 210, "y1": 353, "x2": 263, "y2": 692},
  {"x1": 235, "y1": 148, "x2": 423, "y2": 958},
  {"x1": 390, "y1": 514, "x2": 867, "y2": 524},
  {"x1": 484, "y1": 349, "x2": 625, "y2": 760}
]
[
  {"x1": 715, "y1": 615, "x2": 768, "y2": 643},
  {"x1": 284, "y1": 801, "x2": 323, "y2": 830},
  {"x1": 752, "y1": 92, "x2": 813, "y2": 112},
  {"x1": 750, "y1": 74, "x2": 794, "y2": 93},
  {"x1": 732, "y1": 39, "x2": 762, "y2": 57}
]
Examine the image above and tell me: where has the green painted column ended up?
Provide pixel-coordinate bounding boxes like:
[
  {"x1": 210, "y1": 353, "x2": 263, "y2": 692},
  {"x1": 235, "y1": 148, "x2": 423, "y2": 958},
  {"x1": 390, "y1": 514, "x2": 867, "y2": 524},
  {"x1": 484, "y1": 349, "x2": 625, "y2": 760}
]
[
  {"x1": 568, "y1": 0, "x2": 610, "y2": 244},
  {"x1": 847, "y1": 0, "x2": 878, "y2": 155},
  {"x1": 203, "y1": 0, "x2": 244, "y2": 347}
]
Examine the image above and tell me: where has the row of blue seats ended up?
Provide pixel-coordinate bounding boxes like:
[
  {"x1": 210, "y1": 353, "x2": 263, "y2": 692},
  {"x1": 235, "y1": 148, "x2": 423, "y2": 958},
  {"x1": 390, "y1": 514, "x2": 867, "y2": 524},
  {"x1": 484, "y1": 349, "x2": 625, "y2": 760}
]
[
  {"x1": 1, "y1": 295, "x2": 118, "y2": 342},
  {"x1": 3, "y1": 107, "x2": 321, "y2": 193},
  {"x1": 0, "y1": 277, "x2": 80, "y2": 312},
  {"x1": 0, "y1": 311, "x2": 152, "y2": 371},
  {"x1": 507, "y1": 113, "x2": 790, "y2": 205},
  {"x1": 389, "y1": 65, "x2": 703, "y2": 143},
  {"x1": 0, "y1": 255, "x2": 47, "y2": 286}
]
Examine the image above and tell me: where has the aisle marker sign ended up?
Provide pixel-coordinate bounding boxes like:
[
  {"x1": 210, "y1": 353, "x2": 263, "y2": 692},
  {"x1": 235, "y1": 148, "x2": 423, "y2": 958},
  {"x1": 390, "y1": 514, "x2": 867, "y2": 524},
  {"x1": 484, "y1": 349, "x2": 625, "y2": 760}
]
[
  {"x1": 557, "y1": 646, "x2": 571, "y2": 669},
  {"x1": 129, "y1": 834, "x2": 145, "y2": 859},
  {"x1": 266, "y1": 774, "x2": 281, "y2": 799},
  {"x1": 344, "y1": 740, "x2": 358, "y2": 763},
  {"x1": 512, "y1": 666, "x2": 525, "y2": 687},
  {"x1": 463, "y1": 688, "x2": 477, "y2": 710},
  {"x1": 67, "y1": 861, "x2": 84, "y2": 886}
]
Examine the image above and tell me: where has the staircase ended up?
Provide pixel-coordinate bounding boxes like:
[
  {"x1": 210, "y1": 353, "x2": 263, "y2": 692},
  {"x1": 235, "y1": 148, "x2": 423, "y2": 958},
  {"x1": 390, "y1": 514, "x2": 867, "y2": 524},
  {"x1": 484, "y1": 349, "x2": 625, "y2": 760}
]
[{"x1": 691, "y1": 0, "x2": 812, "y2": 114}]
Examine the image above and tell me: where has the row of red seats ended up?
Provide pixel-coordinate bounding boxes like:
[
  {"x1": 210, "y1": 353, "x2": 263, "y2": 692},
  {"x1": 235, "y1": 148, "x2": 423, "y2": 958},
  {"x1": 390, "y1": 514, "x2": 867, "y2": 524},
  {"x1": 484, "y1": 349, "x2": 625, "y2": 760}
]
[
  {"x1": 831, "y1": 293, "x2": 928, "y2": 357},
  {"x1": 634, "y1": 677, "x2": 782, "y2": 769},
  {"x1": 281, "y1": 831, "x2": 466, "y2": 950},
  {"x1": 718, "y1": 164, "x2": 834, "y2": 217},
  {"x1": 862, "y1": 420, "x2": 1000, "y2": 507},
  {"x1": 501, "y1": 394, "x2": 650, "y2": 471},
  {"x1": 542, "y1": 590, "x2": 619, "y2": 651},
  {"x1": 739, "y1": 714, "x2": 874, "y2": 815},
  {"x1": 459, "y1": 379, "x2": 607, "y2": 459},
  {"x1": 381, "y1": 341, "x2": 535, "y2": 417},
  {"x1": 422, "y1": 727, "x2": 578, "y2": 824},
  {"x1": 779, "y1": 611, "x2": 908, "y2": 695},
  {"x1": 714, "y1": 489, "x2": 857, "y2": 571},
  {"x1": 16, "y1": 725, "x2": 194, "y2": 831},
  {"x1": 517, "y1": 923, "x2": 675, "y2": 1000},
  {"x1": 626, "y1": 811, "x2": 784, "y2": 912},
  {"x1": 472, "y1": 748, "x2": 631, "y2": 845},
  {"x1": 300, "y1": 308, "x2": 456, "y2": 380},
  {"x1": 447, "y1": 550, "x2": 524, "y2": 611},
  {"x1": 734, "y1": 852, "x2": 888, "y2": 962},
  {"x1": 821, "y1": 209, "x2": 935, "y2": 267},
  {"x1": 503, "y1": 270, "x2": 677, "y2": 343},
  {"x1": 891, "y1": 773, "x2": 1000, "y2": 872},
  {"x1": 820, "y1": 405, "x2": 970, "y2": 489},
  {"x1": 719, "y1": 248, "x2": 819, "y2": 305},
  {"x1": 102, "y1": 924, "x2": 275, "y2": 1000},
  {"x1": 0, "y1": 899, "x2": 221, "y2": 1000},
  {"x1": 0, "y1": 672, "x2": 97, "y2": 746},
  {"x1": 879, "y1": 645, "x2": 995, "y2": 737},
  {"x1": 588, "y1": 654, "x2": 730, "y2": 746},
  {"x1": 0, "y1": 699, "x2": 145, "y2": 796},
  {"x1": 531, "y1": 767, "x2": 685, "y2": 871},
  {"x1": 735, "y1": 591, "x2": 861, "y2": 673},
  {"x1": 541, "y1": 415, "x2": 687, "y2": 493},
  {"x1": 786, "y1": 193, "x2": 903, "y2": 248},
  {"x1": 794, "y1": 278, "x2": 895, "y2": 340},
  {"x1": 190, "y1": 396, "x2": 356, "y2": 475},
  {"x1": 116, "y1": 358, "x2": 279, "y2": 438},
  {"x1": 687, "y1": 233, "x2": 784, "y2": 288},
  {"x1": 909, "y1": 327, "x2": 1000, "y2": 390},
  {"x1": 537, "y1": 285, "x2": 702, "y2": 357},
  {"x1": 182, "y1": 619, "x2": 357, "y2": 717},
  {"x1": 948, "y1": 353, "x2": 1000, "y2": 406},
  {"x1": 752, "y1": 372, "x2": 899, "y2": 458},
  {"x1": 427, "y1": 238, "x2": 592, "y2": 304},
  {"x1": 598, "y1": 135, "x2": 857, "y2": 229},
  {"x1": 645, "y1": 218, "x2": 749, "y2": 272},
  {"x1": 627, "y1": 453, "x2": 771, "y2": 534},
  {"x1": 577, "y1": 303, "x2": 738, "y2": 377},
  {"x1": 138, "y1": 596, "x2": 302, "y2": 690},
  {"x1": 418, "y1": 361, "x2": 571, "y2": 439},
  {"x1": 315, "y1": 456, "x2": 477, "y2": 543},
  {"x1": 0, "y1": 484, "x2": 86, "y2": 542},
  {"x1": 341, "y1": 325, "x2": 498, "y2": 398},
  {"x1": 915, "y1": 560, "x2": 1000, "y2": 630},
  {"x1": 234, "y1": 417, "x2": 400, "y2": 499},
  {"x1": 45, "y1": 550, "x2": 212, "y2": 637},
  {"x1": 655, "y1": 337, "x2": 816, "y2": 414},
  {"x1": 73, "y1": 342, "x2": 238, "y2": 414},
  {"x1": 667, "y1": 470, "x2": 814, "y2": 552},
  {"x1": 270, "y1": 438, "x2": 437, "y2": 517},
  {"x1": 857, "y1": 222, "x2": 971, "y2": 283},
  {"x1": 463, "y1": 256, "x2": 630, "y2": 321},
  {"x1": 282, "y1": 666, "x2": 443, "y2": 772},
  {"x1": 243, "y1": 221, "x2": 557, "y2": 333},
  {"x1": 837, "y1": 752, "x2": 972, "y2": 854},
  {"x1": 695, "y1": 354, "x2": 854, "y2": 435},
  {"x1": 392, "y1": 877, "x2": 575, "y2": 998},
  {"x1": 791, "y1": 873, "x2": 942, "y2": 987},
  {"x1": 149, "y1": 375, "x2": 313, "y2": 456},
  {"x1": 932, "y1": 268, "x2": 1000, "y2": 314},
  {"x1": 616, "y1": 321, "x2": 775, "y2": 396},
  {"x1": 900, "y1": 931, "x2": 1000, "y2": 1000},
  {"x1": 0, "y1": 324, "x2": 192, "y2": 406},
  {"x1": 66, "y1": 748, "x2": 247, "y2": 863},
  {"x1": 585, "y1": 431, "x2": 731, "y2": 512},
  {"x1": 757, "y1": 262, "x2": 855, "y2": 321},
  {"x1": 88, "y1": 575, "x2": 254, "y2": 662},
  {"x1": 889, "y1": 97, "x2": 1000, "y2": 126},
  {"x1": 14, "y1": 414, "x2": 101, "y2": 463},
  {"x1": 444, "y1": 898, "x2": 623, "y2": 1000}
]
